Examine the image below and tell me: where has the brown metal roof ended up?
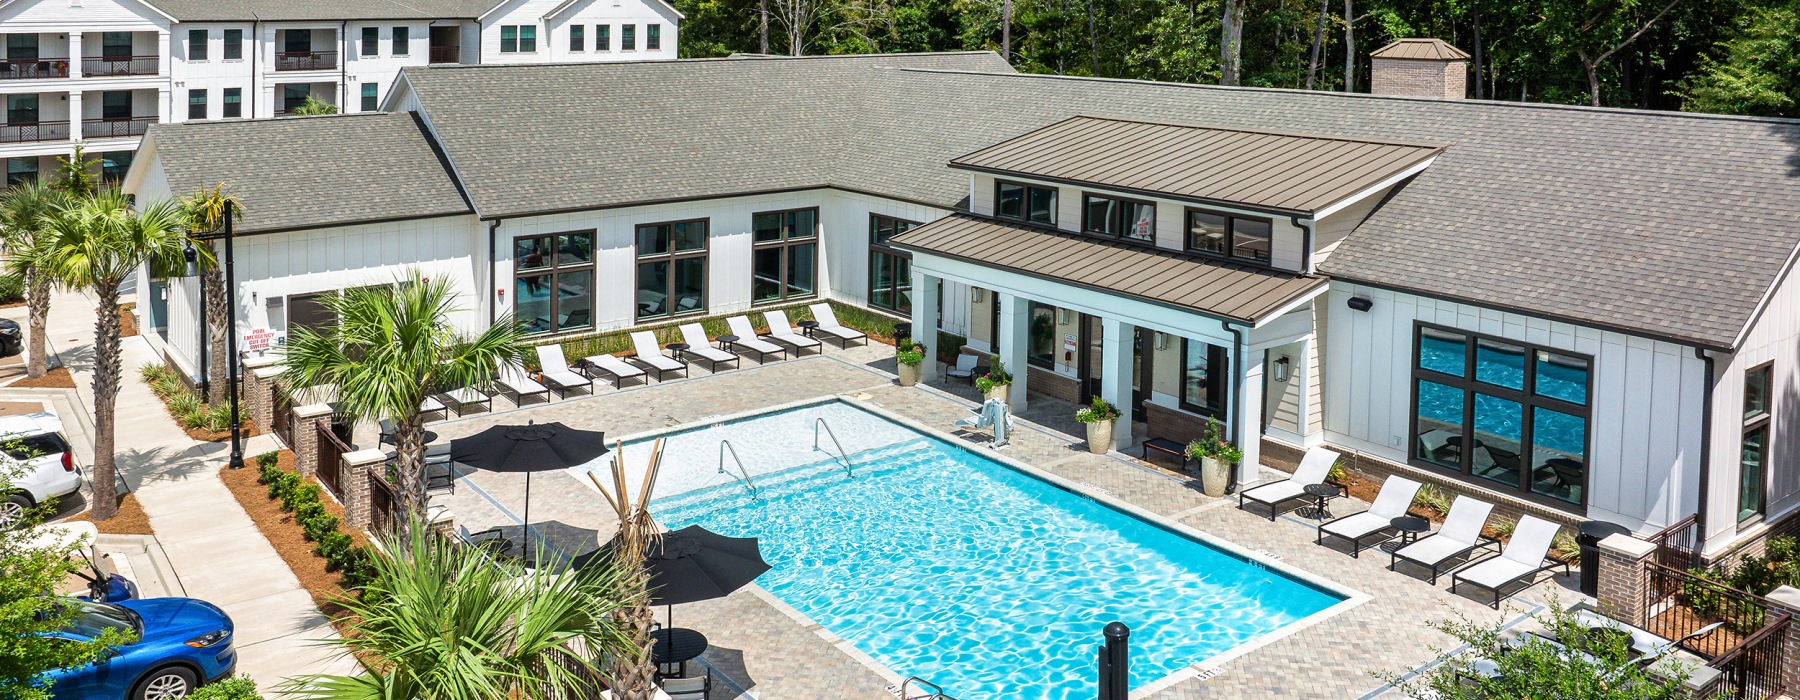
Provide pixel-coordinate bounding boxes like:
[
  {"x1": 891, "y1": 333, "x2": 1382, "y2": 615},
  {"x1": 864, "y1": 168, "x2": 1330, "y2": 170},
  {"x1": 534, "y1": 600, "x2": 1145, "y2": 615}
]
[
  {"x1": 888, "y1": 213, "x2": 1326, "y2": 324},
  {"x1": 1370, "y1": 38, "x2": 1472, "y2": 61},
  {"x1": 949, "y1": 116, "x2": 1443, "y2": 215}
]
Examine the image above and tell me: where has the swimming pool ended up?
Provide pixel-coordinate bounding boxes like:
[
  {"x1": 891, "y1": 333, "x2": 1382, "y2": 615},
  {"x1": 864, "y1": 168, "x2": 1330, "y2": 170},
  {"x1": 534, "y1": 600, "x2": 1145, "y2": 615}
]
[{"x1": 632, "y1": 401, "x2": 1351, "y2": 699}]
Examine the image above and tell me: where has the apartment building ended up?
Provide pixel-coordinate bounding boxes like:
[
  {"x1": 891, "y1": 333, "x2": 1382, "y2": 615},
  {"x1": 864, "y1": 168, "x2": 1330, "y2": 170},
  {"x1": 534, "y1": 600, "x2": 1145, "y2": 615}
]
[{"x1": 0, "y1": 0, "x2": 680, "y2": 185}]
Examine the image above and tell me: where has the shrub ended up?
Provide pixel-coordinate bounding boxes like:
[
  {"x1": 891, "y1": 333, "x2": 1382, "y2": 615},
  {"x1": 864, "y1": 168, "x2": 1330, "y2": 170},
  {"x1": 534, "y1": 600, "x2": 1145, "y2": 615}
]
[
  {"x1": 1491, "y1": 518, "x2": 1517, "y2": 540},
  {"x1": 936, "y1": 332, "x2": 967, "y2": 365},
  {"x1": 188, "y1": 676, "x2": 263, "y2": 700},
  {"x1": 975, "y1": 357, "x2": 1013, "y2": 393},
  {"x1": 1326, "y1": 461, "x2": 1350, "y2": 485},
  {"x1": 0, "y1": 272, "x2": 22, "y2": 305},
  {"x1": 258, "y1": 456, "x2": 374, "y2": 589},
  {"x1": 255, "y1": 451, "x2": 280, "y2": 468},
  {"x1": 895, "y1": 341, "x2": 925, "y2": 366},
  {"x1": 1074, "y1": 396, "x2": 1121, "y2": 423},
  {"x1": 1412, "y1": 483, "x2": 1453, "y2": 515}
]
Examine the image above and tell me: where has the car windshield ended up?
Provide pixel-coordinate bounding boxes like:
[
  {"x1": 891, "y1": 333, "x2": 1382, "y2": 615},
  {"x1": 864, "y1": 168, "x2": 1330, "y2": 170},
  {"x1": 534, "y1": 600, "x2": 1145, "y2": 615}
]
[{"x1": 63, "y1": 601, "x2": 139, "y2": 638}]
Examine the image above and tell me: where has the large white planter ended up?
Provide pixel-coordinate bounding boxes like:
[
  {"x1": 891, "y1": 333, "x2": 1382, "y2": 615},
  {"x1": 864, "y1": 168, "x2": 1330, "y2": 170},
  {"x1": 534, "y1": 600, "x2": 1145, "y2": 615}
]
[
  {"x1": 1084, "y1": 419, "x2": 1114, "y2": 454},
  {"x1": 1200, "y1": 456, "x2": 1229, "y2": 497},
  {"x1": 897, "y1": 362, "x2": 922, "y2": 387},
  {"x1": 983, "y1": 384, "x2": 1010, "y2": 404}
]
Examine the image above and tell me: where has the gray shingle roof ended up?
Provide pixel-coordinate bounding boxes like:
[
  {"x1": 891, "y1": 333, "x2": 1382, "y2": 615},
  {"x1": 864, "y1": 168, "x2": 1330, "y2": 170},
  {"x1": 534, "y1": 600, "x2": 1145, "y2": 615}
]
[
  {"x1": 142, "y1": 112, "x2": 471, "y2": 235},
  {"x1": 147, "y1": 0, "x2": 500, "y2": 21},
  {"x1": 396, "y1": 54, "x2": 1800, "y2": 348}
]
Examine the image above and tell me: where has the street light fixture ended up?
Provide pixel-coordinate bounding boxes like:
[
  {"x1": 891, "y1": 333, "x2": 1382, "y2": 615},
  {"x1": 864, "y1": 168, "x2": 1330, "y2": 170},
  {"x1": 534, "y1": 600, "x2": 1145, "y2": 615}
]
[{"x1": 193, "y1": 203, "x2": 245, "y2": 470}]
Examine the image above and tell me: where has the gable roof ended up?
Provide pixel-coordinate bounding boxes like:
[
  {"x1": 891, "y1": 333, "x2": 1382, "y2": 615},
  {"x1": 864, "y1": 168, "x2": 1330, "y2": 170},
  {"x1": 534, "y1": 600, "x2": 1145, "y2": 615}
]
[
  {"x1": 1370, "y1": 38, "x2": 1470, "y2": 61},
  {"x1": 146, "y1": 0, "x2": 501, "y2": 22},
  {"x1": 949, "y1": 115, "x2": 1442, "y2": 215},
  {"x1": 141, "y1": 112, "x2": 471, "y2": 235}
]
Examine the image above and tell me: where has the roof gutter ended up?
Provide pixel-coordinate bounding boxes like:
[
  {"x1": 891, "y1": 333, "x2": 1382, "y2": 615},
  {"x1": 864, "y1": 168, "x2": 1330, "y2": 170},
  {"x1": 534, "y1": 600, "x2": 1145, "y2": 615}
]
[
  {"x1": 1694, "y1": 346, "x2": 1716, "y2": 549},
  {"x1": 1291, "y1": 215, "x2": 1314, "y2": 275}
]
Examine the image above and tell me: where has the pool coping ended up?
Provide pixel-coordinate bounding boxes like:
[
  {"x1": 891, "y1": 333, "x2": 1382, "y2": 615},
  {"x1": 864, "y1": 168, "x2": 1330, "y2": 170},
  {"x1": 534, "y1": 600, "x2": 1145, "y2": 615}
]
[{"x1": 588, "y1": 392, "x2": 1373, "y2": 699}]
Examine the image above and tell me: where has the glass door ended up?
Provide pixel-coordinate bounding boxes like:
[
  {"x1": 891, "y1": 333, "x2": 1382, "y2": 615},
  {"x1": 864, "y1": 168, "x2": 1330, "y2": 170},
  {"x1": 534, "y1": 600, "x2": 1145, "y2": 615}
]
[{"x1": 1080, "y1": 314, "x2": 1103, "y2": 402}]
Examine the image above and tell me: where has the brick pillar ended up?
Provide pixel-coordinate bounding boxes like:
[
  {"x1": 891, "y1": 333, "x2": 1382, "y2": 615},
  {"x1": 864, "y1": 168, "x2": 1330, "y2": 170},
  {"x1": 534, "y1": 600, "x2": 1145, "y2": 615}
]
[
  {"x1": 290, "y1": 404, "x2": 334, "y2": 478},
  {"x1": 241, "y1": 355, "x2": 282, "y2": 433},
  {"x1": 341, "y1": 448, "x2": 387, "y2": 532},
  {"x1": 1596, "y1": 533, "x2": 1658, "y2": 627},
  {"x1": 1765, "y1": 585, "x2": 1800, "y2": 695},
  {"x1": 428, "y1": 504, "x2": 456, "y2": 541}
]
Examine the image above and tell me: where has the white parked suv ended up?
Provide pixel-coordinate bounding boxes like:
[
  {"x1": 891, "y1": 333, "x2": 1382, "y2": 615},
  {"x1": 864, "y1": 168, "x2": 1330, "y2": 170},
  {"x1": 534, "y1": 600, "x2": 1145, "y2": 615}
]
[{"x1": 0, "y1": 411, "x2": 81, "y2": 528}]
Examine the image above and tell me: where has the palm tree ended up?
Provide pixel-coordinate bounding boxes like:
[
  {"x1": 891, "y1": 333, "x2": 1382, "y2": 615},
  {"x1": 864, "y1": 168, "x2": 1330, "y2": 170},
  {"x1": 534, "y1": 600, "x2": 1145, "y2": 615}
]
[
  {"x1": 42, "y1": 191, "x2": 195, "y2": 520},
  {"x1": 278, "y1": 272, "x2": 525, "y2": 525},
  {"x1": 289, "y1": 95, "x2": 339, "y2": 116},
  {"x1": 283, "y1": 518, "x2": 635, "y2": 700},
  {"x1": 0, "y1": 178, "x2": 70, "y2": 379},
  {"x1": 180, "y1": 184, "x2": 241, "y2": 405},
  {"x1": 589, "y1": 440, "x2": 665, "y2": 700}
]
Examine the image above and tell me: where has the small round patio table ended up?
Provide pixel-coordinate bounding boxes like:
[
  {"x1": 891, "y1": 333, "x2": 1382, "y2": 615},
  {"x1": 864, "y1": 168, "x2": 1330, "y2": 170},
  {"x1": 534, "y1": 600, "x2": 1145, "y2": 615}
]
[
  {"x1": 716, "y1": 334, "x2": 739, "y2": 352},
  {"x1": 1300, "y1": 483, "x2": 1341, "y2": 520},
  {"x1": 798, "y1": 320, "x2": 820, "y2": 338},
  {"x1": 651, "y1": 628, "x2": 709, "y2": 678},
  {"x1": 666, "y1": 342, "x2": 690, "y2": 361},
  {"x1": 1387, "y1": 516, "x2": 1432, "y2": 552}
]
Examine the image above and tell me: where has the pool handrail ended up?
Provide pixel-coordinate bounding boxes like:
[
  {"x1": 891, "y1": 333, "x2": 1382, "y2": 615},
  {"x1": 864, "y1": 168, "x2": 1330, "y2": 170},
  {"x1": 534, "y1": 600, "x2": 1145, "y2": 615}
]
[
  {"x1": 717, "y1": 439, "x2": 760, "y2": 498},
  {"x1": 900, "y1": 677, "x2": 956, "y2": 700},
  {"x1": 813, "y1": 417, "x2": 854, "y2": 477}
]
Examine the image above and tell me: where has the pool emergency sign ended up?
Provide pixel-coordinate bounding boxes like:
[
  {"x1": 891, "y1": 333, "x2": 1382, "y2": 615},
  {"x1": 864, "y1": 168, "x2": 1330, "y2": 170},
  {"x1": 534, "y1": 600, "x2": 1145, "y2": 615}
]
[{"x1": 243, "y1": 327, "x2": 282, "y2": 352}]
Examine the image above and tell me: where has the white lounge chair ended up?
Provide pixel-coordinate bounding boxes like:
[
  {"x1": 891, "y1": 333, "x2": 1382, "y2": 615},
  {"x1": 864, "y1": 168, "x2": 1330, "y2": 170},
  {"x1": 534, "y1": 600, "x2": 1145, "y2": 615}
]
[
  {"x1": 419, "y1": 394, "x2": 448, "y2": 421},
  {"x1": 438, "y1": 386, "x2": 493, "y2": 416},
  {"x1": 679, "y1": 324, "x2": 740, "y2": 371},
  {"x1": 1390, "y1": 496, "x2": 1498, "y2": 583},
  {"x1": 1237, "y1": 445, "x2": 1342, "y2": 521},
  {"x1": 762, "y1": 310, "x2": 821, "y2": 355},
  {"x1": 1451, "y1": 515, "x2": 1570, "y2": 609},
  {"x1": 725, "y1": 316, "x2": 787, "y2": 362},
  {"x1": 945, "y1": 353, "x2": 979, "y2": 384},
  {"x1": 808, "y1": 303, "x2": 867, "y2": 347},
  {"x1": 1316, "y1": 476, "x2": 1423, "y2": 558},
  {"x1": 584, "y1": 354, "x2": 647, "y2": 386},
  {"x1": 629, "y1": 331, "x2": 688, "y2": 381},
  {"x1": 534, "y1": 345, "x2": 594, "y2": 398},
  {"x1": 496, "y1": 359, "x2": 551, "y2": 405}
]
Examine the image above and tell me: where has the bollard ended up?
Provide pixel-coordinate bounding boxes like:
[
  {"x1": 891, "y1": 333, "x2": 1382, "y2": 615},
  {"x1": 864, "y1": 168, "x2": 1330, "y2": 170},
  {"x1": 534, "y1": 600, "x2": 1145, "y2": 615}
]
[{"x1": 1098, "y1": 621, "x2": 1130, "y2": 700}]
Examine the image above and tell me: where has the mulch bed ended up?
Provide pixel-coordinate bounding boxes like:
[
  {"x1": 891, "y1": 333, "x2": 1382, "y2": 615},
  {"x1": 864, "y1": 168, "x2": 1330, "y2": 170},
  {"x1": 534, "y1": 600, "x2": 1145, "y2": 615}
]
[
  {"x1": 219, "y1": 450, "x2": 362, "y2": 625},
  {"x1": 119, "y1": 304, "x2": 137, "y2": 338},
  {"x1": 13, "y1": 366, "x2": 75, "y2": 388},
  {"x1": 67, "y1": 492, "x2": 154, "y2": 535},
  {"x1": 186, "y1": 418, "x2": 260, "y2": 443}
]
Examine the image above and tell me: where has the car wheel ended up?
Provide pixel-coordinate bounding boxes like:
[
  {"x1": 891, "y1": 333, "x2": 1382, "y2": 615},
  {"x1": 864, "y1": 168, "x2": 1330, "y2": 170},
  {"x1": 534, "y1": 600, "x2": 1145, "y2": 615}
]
[
  {"x1": 132, "y1": 666, "x2": 197, "y2": 700},
  {"x1": 0, "y1": 493, "x2": 29, "y2": 530}
]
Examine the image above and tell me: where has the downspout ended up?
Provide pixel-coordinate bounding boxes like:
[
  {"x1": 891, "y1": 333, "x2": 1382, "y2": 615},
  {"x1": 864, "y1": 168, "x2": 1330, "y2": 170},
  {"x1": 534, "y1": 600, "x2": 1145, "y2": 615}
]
[
  {"x1": 1223, "y1": 319, "x2": 1246, "y2": 493},
  {"x1": 1694, "y1": 346, "x2": 1716, "y2": 550},
  {"x1": 338, "y1": 21, "x2": 347, "y2": 108},
  {"x1": 250, "y1": 19, "x2": 260, "y2": 117},
  {"x1": 1290, "y1": 215, "x2": 1315, "y2": 275},
  {"x1": 487, "y1": 219, "x2": 500, "y2": 325}
]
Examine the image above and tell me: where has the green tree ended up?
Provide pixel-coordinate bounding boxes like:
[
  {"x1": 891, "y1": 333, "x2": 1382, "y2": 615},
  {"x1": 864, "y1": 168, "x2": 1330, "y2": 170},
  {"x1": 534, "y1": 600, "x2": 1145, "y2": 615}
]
[
  {"x1": 277, "y1": 272, "x2": 526, "y2": 526},
  {"x1": 1680, "y1": 0, "x2": 1800, "y2": 116},
  {"x1": 0, "y1": 465, "x2": 133, "y2": 700},
  {"x1": 54, "y1": 145, "x2": 98, "y2": 199},
  {"x1": 281, "y1": 519, "x2": 634, "y2": 700},
  {"x1": 0, "y1": 179, "x2": 71, "y2": 380},
  {"x1": 289, "y1": 95, "x2": 339, "y2": 116},
  {"x1": 180, "y1": 184, "x2": 243, "y2": 406},
  {"x1": 42, "y1": 191, "x2": 196, "y2": 521}
]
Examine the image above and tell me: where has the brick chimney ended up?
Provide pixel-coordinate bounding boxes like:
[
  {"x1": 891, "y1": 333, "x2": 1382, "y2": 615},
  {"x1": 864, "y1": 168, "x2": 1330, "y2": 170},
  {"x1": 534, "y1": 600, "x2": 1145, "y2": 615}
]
[{"x1": 1370, "y1": 38, "x2": 1469, "y2": 99}]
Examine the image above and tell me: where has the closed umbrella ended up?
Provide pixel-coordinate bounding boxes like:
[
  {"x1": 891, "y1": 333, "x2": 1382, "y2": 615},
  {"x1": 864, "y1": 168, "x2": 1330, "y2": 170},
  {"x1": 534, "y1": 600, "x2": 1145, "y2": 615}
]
[
  {"x1": 450, "y1": 422, "x2": 608, "y2": 550},
  {"x1": 574, "y1": 524, "x2": 771, "y2": 655}
]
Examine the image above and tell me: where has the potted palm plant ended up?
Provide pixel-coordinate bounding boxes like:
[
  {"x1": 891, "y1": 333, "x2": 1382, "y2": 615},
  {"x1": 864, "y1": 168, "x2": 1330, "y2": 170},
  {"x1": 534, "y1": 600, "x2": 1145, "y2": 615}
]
[
  {"x1": 895, "y1": 341, "x2": 925, "y2": 387},
  {"x1": 1074, "y1": 396, "x2": 1122, "y2": 454},
  {"x1": 974, "y1": 357, "x2": 1013, "y2": 404},
  {"x1": 1187, "y1": 421, "x2": 1239, "y2": 497}
]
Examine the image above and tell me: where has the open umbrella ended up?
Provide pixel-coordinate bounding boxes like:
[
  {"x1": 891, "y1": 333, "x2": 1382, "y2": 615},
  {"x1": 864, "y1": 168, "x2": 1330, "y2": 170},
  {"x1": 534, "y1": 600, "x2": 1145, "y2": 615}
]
[
  {"x1": 450, "y1": 422, "x2": 608, "y2": 550},
  {"x1": 574, "y1": 524, "x2": 771, "y2": 652}
]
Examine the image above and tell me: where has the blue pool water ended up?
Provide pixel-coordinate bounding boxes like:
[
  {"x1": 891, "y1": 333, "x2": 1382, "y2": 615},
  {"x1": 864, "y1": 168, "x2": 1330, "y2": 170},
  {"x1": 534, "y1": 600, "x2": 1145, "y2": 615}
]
[{"x1": 650, "y1": 405, "x2": 1345, "y2": 699}]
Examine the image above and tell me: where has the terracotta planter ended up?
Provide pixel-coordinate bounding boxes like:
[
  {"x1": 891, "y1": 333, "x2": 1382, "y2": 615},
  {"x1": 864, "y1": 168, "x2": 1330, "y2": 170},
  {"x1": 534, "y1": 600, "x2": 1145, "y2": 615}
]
[
  {"x1": 1084, "y1": 419, "x2": 1113, "y2": 454},
  {"x1": 983, "y1": 384, "x2": 1010, "y2": 404},
  {"x1": 897, "y1": 362, "x2": 922, "y2": 387},
  {"x1": 1200, "y1": 456, "x2": 1229, "y2": 497}
]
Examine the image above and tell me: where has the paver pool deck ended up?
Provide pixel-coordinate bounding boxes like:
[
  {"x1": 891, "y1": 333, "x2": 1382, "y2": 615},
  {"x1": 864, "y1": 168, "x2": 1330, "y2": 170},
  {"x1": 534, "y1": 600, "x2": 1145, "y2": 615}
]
[{"x1": 427, "y1": 344, "x2": 1574, "y2": 699}]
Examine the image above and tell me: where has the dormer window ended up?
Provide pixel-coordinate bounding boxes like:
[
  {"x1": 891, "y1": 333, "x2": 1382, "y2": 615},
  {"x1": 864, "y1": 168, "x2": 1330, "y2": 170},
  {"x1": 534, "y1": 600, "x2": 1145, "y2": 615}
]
[
  {"x1": 995, "y1": 181, "x2": 1055, "y2": 224},
  {"x1": 1186, "y1": 209, "x2": 1271, "y2": 263},
  {"x1": 1082, "y1": 194, "x2": 1154, "y2": 243}
]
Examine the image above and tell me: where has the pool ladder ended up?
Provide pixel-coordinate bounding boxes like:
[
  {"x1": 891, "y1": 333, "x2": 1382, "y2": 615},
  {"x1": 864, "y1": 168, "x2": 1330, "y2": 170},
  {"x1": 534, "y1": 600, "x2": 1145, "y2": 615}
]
[
  {"x1": 717, "y1": 440, "x2": 759, "y2": 499},
  {"x1": 899, "y1": 677, "x2": 956, "y2": 700},
  {"x1": 813, "y1": 417, "x2": 854, "y2": 477}
]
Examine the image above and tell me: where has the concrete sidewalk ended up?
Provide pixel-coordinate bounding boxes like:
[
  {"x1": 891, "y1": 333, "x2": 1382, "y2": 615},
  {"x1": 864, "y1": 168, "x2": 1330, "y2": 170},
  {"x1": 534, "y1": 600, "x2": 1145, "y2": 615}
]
[{"x1": 40, "y1": 289, "x2": 357, "y2": 687}]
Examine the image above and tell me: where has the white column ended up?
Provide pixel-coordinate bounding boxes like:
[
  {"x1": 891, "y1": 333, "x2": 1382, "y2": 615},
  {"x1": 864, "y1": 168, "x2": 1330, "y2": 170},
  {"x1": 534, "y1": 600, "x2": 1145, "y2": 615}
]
[
  {"x1": 1235, "y1": 349, "x2": 1265, "y2": 485},
  {"x1": 68, "y1": 33, "x2": 83, "y2": 79},
  {"x1": 910, "y1": 268, "x2": 940, "y2": 381},
  {"x1": 1099, "y1": 317, "x2": 1135, "y2": 450},
  {"x1": 995, "y1": 292, "x2": 1029, "y2": 411},
  {"x1": 156, "y1": 31, "x2": 169, "y2": 76},
  {"x1": 156, "y1": 87, "x2": 170, "y2": 122},
  {"x1": 67, "y1": 91, "x2": 83, "y2": 142},
  {"x1": 1292, "y1": 337, "x2": 1319, "y2": 445}
]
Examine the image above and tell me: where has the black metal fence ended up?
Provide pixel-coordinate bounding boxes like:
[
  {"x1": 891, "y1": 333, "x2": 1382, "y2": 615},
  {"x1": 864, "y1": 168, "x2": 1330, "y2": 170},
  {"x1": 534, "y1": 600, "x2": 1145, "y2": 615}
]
[
  {"x1": 1712, "y1": 612, "x2": 1791, "y2": 700},
  {"x1": 315, "y1": 422, "x2": 349, "y2": 498},
  {"x1": 1651, "y1": 515, "x2": 1704, "y2": 574},
  {"x1": 1643, "y1": 563, "x2": 1788, "y2": 699}
]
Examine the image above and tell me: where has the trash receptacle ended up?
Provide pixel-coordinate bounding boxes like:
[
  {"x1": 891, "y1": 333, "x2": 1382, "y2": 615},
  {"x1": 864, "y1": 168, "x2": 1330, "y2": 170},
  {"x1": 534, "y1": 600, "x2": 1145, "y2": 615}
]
[
  {"x1": 894, "y1": 322, "x2": 913, "y2": 346},
  {"x1": 1577, "y1": 520, "x2": 1632, "y2": 596}
]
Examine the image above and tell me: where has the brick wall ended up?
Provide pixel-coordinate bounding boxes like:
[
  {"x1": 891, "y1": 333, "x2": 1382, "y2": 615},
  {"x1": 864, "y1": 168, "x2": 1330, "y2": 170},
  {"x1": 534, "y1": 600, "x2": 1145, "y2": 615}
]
[
  {"x1": 341, "y1": 450, "x2": 387, "y2": 532},
  {"x1": 1371, "y1": 58, "x2": 1466, "y2": 99},
  {"x1": 290, "y1": 405, "x2": 333, "y2": 479},
  {"x1": 1025, "y1": 365, "x2": 1081, "y2": 404}
]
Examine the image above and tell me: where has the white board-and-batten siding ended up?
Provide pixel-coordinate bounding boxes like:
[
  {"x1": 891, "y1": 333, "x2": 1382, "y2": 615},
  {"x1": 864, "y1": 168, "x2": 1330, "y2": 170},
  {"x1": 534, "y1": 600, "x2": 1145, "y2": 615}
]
[
  {"x1": 1704, "y1": 257, "x2": 1800, "y2": 553},
  {"x1": 1322, "y1": 282, "x2": 1707, "y2": 534}
]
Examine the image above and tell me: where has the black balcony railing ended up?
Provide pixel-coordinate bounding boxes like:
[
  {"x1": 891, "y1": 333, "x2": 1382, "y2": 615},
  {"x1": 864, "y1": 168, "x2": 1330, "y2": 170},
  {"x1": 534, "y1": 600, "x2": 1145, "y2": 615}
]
[
  {"x1": 82, "y1": 116, "x2": 153, "y2": 139},
  {"x1": 428, "y1": 45, "x2": 460, "y2": 64},
  {"x1": 0, "y1": 58, "x2": 70, "y2": 80},
  {"x1": 274, "y1": 51, "x2": 337, "y2": 71},
  {"x1": 0, "y1": 120, "x2": 70, "y2": 143},
  {"x1": 82, "y1": 55, "x2": 158, "y2": 77}
]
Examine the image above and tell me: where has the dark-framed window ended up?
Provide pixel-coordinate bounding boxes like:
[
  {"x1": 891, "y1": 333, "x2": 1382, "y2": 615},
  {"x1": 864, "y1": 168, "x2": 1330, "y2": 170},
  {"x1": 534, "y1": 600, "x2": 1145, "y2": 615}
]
[
  {"x1": 596, "y1": 25, "x2": 611, "y2": 51},
  {"x1": 222, "y1": 29, "x2": 242, "y2": 60},
  {"x1": 6, "y1": 94, "x2": 36, "y2": 123},
  {"x1": 1026, "y1": 302, "x2": 1056, "y2": 369},
  {"x1": 514, "y1": 231, "x2": 595, "y2": 333},
  {"x1": 187, "y1": 89, "x2": 206, "y2": 120},
  {"x1": 1181, "y1": 339, "x2": 1230, "y2": 418},
  {"x1": 393, "y1": 27, "x2": 410, "y2": 55},
  {"x1": 101, "y1": 31, "x2": 132, "y2": 59},
  {"x1": 360, "y1": 83, "x2": 378, "y2": 111},
  {"x1": 996, "y1": 180, "x2": 1055, "y2": 224},
  {"x1": 187, "y1": 29, "x2": 207, "y2": 61},
  {"x1": 1186, "y1": 208, "x2": 1271, "y2": 264},
  {"x1": 361, "y1": 27, "x2": 379, "y2": 56},
  {"x1": 1741, "y1": 362, "x2": 1773, "y2": 523},
  {"x1": 646, "y1": 24, "x2": 661, "y2": 50},
  {"x1": 635, "y1": 219, "x2": 708, "y2": 320},
  {"x1": 101, "y1": 91, "x2": 130, "y2": 119},
  {"x1": 7, "y1": 33, "x2": 37, "y2": 60},
  {"x1": 751, "y1": 208, "x2": 817, "y2": 304},
  {"x1": 1410, "y1": 323, "x2": 1593, "y2": 508},
  {"x1": 622, "y1": 24, "x2": 636, "y2": 50},
  {"x1": 102, "y1": 151, "x2": 132, "y2": 181},
  {"x1": 1082, "y1": 193, "x2": 1155, "y2": 243},
  {"x1": 8, "y1": 157, "x2": 38, "y2": 187},
  {"x1": 281, "y1": 84, "x2": 309, "y2": 112},
  {"x1": 501, "y1": 25, "x2": 536, "y2": 52},
  {"x1": 869, "y1": 214, "x2": 917, "y2": 313},
  {"x1": 222, "y1": 88, "x2": 241, "y2": 118},
  {"x1": 569, "y1": 24, "x2": 585, "y2": 51}
]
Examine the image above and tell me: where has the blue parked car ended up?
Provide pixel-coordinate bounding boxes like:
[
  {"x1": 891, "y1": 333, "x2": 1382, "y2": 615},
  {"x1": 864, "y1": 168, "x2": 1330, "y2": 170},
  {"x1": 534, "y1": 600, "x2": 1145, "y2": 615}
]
[{"x1": 45, "y1": 597, "x2": 236, "y2": 700}]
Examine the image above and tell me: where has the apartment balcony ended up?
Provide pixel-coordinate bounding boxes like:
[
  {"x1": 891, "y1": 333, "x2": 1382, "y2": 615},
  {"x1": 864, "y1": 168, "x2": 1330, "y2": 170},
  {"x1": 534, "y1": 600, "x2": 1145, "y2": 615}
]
[
  {"x1": 0, "y1": 120, "x2": 71, "y2": 144},
  {"x1": 82, "y1": 55, "x2": 158, "y2": 77},
  {"x1": 274, "y1": 50, "x2": 337, "y2": 71},
  {"x1": 0, "y1": 58, "x2": 70, "y2": 80},
  {"x1": 428, "y1": 46, "x2": 459, "y2": 64},
  {"x1": 82, "y1": 116, "x2": 153, "y2": 139}
]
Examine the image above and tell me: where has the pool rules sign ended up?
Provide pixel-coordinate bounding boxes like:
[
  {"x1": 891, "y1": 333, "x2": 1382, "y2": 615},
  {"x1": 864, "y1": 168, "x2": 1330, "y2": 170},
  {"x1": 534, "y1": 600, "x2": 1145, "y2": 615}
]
[{"x1": 242, "y1": 327, "x2": 285, "y2": 353}]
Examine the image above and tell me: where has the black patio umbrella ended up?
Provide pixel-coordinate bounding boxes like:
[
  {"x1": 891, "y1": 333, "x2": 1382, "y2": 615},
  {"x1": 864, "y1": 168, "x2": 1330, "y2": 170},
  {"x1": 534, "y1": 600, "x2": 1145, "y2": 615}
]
[
  {"x1": 573, "y1": 524, "x2": 771, "y2": 644},
  {"x1": 450, "y1": 422, "x2": 609, "y2": 549}
]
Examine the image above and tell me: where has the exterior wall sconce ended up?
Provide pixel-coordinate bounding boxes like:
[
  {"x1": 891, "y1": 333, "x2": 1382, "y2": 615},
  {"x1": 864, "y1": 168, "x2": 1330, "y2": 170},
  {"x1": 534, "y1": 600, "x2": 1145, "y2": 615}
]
[
  {"x1": 1155, "y1": 332, "x2": 1169, "y2": 350},
  {"x1": 1058, "y1": 309, "x2": 1073, "y2": 325},
  {"x1": 1347, "y1": 296, "x2": 1373, "y2": 312},
  {"x1": 1273, "y1": 355, "x2": 1291, "y2": 382},
  {"x1": 972, "y1": 288, "x2": 985, "y2": 303}
]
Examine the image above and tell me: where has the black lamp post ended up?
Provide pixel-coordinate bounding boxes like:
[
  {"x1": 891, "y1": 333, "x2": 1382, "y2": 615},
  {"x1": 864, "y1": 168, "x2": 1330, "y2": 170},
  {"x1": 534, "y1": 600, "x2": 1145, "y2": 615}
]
[{"x1": 223, "y1": 201, "x2": 244, "y2": 470}]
